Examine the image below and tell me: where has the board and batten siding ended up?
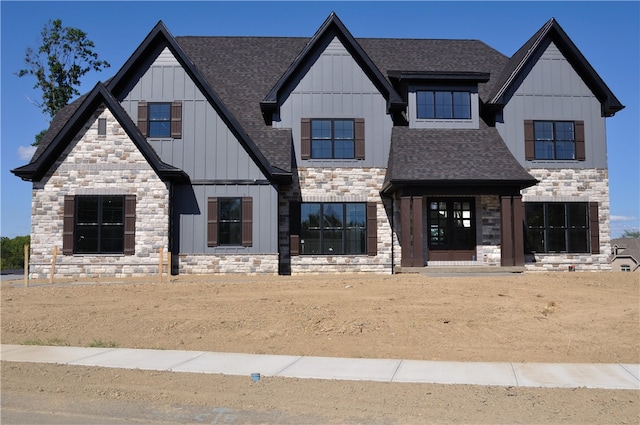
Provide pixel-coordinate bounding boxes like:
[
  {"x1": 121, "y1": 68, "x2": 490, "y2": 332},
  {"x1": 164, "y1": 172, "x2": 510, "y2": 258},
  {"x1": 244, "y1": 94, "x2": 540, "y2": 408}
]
[
  {"x1": 120, "y1": 47, "x2": 268, "y2": 181},
  {"x1": 274, "y1": 37, "x2": 393, "y2": 168},
  {"x1": 173, "y1": 183, "x2": 277, "y2": 254},
  {"x1": 497, "y1": 41, "x2": 607, "y2": 169},
  {"x1": 120, "y1": 47, "x2": 278, "y2": 255}
]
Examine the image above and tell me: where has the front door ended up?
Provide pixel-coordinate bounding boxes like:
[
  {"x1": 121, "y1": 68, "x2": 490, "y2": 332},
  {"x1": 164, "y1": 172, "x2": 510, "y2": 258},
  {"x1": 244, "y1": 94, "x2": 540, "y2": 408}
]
[{"x1": 427, "y1": 198, "x2": 476, "y2": 261}]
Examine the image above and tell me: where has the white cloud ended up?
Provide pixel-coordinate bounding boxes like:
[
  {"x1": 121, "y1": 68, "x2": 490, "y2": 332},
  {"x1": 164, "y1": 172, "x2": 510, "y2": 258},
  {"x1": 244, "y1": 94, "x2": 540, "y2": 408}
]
[
  {"x1": 611, "y1": 215, "x2": 638, "y2": 222},
  {"x1": 17, "y1": 145, "x2": 37, "y2": 161}
]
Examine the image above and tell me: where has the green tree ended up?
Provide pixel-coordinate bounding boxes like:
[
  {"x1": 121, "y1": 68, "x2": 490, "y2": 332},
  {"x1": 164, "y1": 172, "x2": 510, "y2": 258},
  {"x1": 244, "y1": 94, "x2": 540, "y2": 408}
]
[
  {"x1": 17, "y1": 19, "x2": 110, "y2": 144},
  {"x1": 621, "y1": 229, "x2": 640, "y2": 239},
  {"x1": 0, "y1": 236, "x2": 30, "y2": 271}
]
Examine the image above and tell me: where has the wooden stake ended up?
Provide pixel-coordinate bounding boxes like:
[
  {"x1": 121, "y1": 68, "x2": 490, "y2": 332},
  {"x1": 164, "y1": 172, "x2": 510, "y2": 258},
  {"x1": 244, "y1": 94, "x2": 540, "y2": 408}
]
[
  {"x1": 24, "y1": 244, "x2": 29, "y2": 287},
  {"x1": 50, "y1": 246, "x2": 57, "y2": 284},
  {"x1": 168, "y1": 251, "x2": 172, "y2": 280},
  {"x1": 158, "y1": 247, "x2": 164, "y2": 283}
]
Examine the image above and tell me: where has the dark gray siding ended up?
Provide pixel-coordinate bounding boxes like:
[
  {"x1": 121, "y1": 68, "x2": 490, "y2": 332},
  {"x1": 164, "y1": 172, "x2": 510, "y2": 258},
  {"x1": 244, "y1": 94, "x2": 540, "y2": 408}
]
[
  {"x1": 274, "y1": 37, "x2": 393, "y2": 167},
  {"x1": 497, "y1": 42, "x2": 607, "y2": 168},
  {"x1": 121, "y1": 48, "x2": 278, "y2": 254},
  {"x1": 174, "y1": 183, "x2": 277, "y2": 254}
]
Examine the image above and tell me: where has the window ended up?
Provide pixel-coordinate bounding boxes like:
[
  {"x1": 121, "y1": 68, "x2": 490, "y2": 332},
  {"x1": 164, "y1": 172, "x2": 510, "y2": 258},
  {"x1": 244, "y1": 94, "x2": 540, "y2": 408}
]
[
  {"x1": 525, "y1": 202, "x2": 591, "y2": 253},
  {"x1": 148, "y1": 103, "x2": 171, "y2": 138},
  {"x1": 298, "y1": 203, "x2": 368, "y2": 255},
  {"x1": 62, "y1": 195, "x2": 136, "y2": 255},
  {"x1": 219, "y1": 198, "x2": 242, "y2": 245},
  {"x1": 534, "y1": 121, "x2": 575, "y2": 160},
  {"x1": 416, "y1": 90, "x2": 471, "y2": 119},
  {"x1": 524, "y1": 120, "x2": 585, "y2": 161},
  {"x1": 300, "y1": 118, "x2": 365, "y2": 160},
  {"x1": 311, "y1": 119, "x2": 354, "y2": 159},
  {"x1": 621, "y1": 264, "x2": 631, "y2": 272},
  {"x1": 137, "y1": 101, "x2": 182, "y2": 138},
  {"x1": 207, "y1": 197, "x2": 252, "y2": 247}
]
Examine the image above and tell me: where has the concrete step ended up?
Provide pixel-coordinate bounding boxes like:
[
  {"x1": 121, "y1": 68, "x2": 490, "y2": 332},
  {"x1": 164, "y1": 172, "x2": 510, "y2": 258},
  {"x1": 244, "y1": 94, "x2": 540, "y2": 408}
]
[{"x1": 395, "y1": 266, "x2": 526, "y2": 275}]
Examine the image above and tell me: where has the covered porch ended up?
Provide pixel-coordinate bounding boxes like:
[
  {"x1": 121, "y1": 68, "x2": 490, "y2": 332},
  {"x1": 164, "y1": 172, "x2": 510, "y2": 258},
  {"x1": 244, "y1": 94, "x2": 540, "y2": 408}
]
[{"x1": 382, "y1": 125, "x2": 538, "y2": 270}]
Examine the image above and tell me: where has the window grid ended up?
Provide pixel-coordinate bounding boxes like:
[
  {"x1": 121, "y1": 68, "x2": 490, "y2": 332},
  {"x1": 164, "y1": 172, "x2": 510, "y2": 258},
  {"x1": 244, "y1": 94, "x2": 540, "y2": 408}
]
[
  {"x1": 311, "y1": 119, "x2": 355, "y2": 159},
  {"x1": 534, "y1": 121, "x2": 575, "y2": 160},
  {"x1": 417, "y1": 90, "x2": 471, "y2": 119},
  {"x1": 525, "y1": 202, "x2": 589, "y2": 253},
  {"x1": 300, "y1": 203, "x2": 366, "y2": 255},
  {"x1": 75, "y1": 196, "x2": 125, "y2": 254}
]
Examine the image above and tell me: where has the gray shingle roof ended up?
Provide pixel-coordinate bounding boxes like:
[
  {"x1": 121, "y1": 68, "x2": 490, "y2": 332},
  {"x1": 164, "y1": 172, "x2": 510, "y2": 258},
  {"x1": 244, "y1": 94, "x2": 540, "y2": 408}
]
[
  {"x1": 384, "y1": 122, "x2": 537, "y2": 192},
  {"x1": 175, "y1": 35, "x2": 510, "y2": 174}
]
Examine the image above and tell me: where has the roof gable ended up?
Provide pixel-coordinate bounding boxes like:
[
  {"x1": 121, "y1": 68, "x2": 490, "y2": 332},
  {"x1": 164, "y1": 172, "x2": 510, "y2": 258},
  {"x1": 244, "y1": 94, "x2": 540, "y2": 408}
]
[
  {"x1": 11, "y1": 82, "x2": 188, "y2": 183},
  {"x1": 260, "y1": 12, "x2": 405, "y2": 124},
  {"x1": 106, "y1": 21, "x2": 287, "y2": 183},
  {"x1": 488, "y1": 18, "x2": 624, "y2": 117}
]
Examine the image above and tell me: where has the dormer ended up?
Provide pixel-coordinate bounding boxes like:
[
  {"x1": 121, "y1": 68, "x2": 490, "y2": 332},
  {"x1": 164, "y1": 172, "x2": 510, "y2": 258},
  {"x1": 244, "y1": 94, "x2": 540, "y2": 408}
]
[{"x1": 389, "y1": 71, "x2": 490, "y2": 129}]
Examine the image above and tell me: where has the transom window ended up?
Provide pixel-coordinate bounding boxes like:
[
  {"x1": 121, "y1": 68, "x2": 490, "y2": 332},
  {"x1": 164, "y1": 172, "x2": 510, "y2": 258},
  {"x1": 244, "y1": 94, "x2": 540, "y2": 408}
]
[
  {"x1": 218, "y1": 198, "x2": 242, "y2": 246},
  {"x1": 534, "y1": 121, "x2": 575, "y2": 160},
  {"x1": 300, "y1": 203, "x2": 366, "y2": 254},
  {"x1": 148, "y1": 103, "x2": 171, "y2": 138},
  {"x1": 417, "y1": 90, "x2": 471, "y2": 119},
  {"x1": 311, "y1": 119, "x2": 355, "y2": 159},
  {"x1": 75, "y1": 196, "x2": 124, "y2": 254},
  {"x1": 525, "y1": 202, "x2": 589, "y2": 253}
]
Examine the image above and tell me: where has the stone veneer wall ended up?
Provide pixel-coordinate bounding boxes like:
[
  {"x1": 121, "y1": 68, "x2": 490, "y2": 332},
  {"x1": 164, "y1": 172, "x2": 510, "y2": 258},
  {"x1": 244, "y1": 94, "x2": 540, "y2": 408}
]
[
  {"x1": 280, "y1": 168, "x2": 395, "y2": 274},
  {"x1": 522, "y1": 168, "x2": 611, "y2": 271},
  {"x1": 29, "y1": 107, "x2": 170, "y2": 278},
  {"x1": 177, "y1": 254, "x2": 279, "y2": 275}
]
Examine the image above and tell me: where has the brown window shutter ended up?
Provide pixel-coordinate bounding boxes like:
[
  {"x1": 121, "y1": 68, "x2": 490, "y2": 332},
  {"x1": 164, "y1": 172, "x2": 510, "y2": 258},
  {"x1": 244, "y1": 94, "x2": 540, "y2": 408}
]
[
  {"x1": 367, "y1": 202, "x2": 377, "y2": 256},
  {"x1": 589, "y1": 202, "x2": 600, "y2": 254},
  {"x1": 137, "y1": 102, "x2": 148, "y2": 137},
  {"x1": 63, "y1": 196, "x2": 75, "y2": 255},
  {"x1": 355, "y1": 118, "x2": 365, "y2": 160},
  {"x1": 171, "y1": 101, "x2": 182, "y2": 139},
  {"x1": 207, "y1": 198, "x2": 218, "y2": 247},
  {"x1": 290, "y1": 235, "x2": 300, "y2": 256},
  {"x1": 241, "y1": 197, "x2": 253, "y2": 247},
  {"x1": 575, "y1": 120, "x2": 585, "y2": 161},
  {"x1": 301, "y1": 118, "x2": 311, "y2": 160},
  {"x1": 289, "y1": 201, "x2": 301, "y2": 256},
  {"x1": 124, "y1": 195, "x2": 136, "y2": 255},
  {"x1": 524, "y1": 120, "x2": 534, "y2": 160}
]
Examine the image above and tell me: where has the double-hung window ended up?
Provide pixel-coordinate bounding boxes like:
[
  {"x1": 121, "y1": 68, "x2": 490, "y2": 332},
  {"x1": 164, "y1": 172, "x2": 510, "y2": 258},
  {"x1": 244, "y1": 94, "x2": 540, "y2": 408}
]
[
  {"x1": 148, "y1": 103, "x2": 172, "y2": 138},
  {"x1": 534, "y1": 121, "x2": 575, "y2": 160},
  {"x1": 137, "y1": 101, "x2": 182, "y2": 139},
  {"x1": 311, "y1": 119, "x2": 355, "y2": 159},
  {"x1": 207, "y1": 197, "x2": 253, "y2": 247},
  {"x1": 300, "y1": 118, "x2": 365, "y2": 160},
  {"x1": 416, "y1": 90, "x2": 471, "y2": 119},
  {"x1": 525, "y1": 202, "x2": 591, "y2": 253},
  {"x1": 525, "y1": 120, "x2": 585, "y2": 161}
]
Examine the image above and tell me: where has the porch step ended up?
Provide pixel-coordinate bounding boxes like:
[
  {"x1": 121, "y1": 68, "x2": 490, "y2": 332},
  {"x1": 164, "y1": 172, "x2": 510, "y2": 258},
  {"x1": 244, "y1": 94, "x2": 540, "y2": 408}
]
[{"x1": 395, "y1": 266, "x2": 526, "y2": 275}]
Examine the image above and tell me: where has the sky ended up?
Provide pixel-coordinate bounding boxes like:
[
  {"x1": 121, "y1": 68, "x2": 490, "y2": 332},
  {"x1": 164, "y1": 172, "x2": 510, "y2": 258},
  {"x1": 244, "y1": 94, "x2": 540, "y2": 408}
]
[{"x1": 1, "y1": 1, "x2": 638, "y2": 239}]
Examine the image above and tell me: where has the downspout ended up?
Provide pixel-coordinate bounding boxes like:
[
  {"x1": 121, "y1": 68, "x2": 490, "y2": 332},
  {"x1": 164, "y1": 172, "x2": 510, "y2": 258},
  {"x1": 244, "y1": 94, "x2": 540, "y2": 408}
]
[{"x1": 390, "y1": 196, "x2": 395, "y2": 274}]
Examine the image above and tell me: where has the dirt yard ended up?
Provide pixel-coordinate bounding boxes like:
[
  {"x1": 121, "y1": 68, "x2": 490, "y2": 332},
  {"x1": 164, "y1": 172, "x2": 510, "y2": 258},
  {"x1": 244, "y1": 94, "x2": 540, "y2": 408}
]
[{"x1": 2, "y1": 272, "x2": 639, "y2": 423}]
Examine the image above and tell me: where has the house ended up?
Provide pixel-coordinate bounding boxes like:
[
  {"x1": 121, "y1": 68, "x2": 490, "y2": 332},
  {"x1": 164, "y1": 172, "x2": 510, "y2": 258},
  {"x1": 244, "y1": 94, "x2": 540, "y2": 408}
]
[
  {"x1": 12, "y1": 13, "x2": 623, "y2": 278},
  {"x1": 610, "y1": 238, "x2": 640, "y2": 272}
]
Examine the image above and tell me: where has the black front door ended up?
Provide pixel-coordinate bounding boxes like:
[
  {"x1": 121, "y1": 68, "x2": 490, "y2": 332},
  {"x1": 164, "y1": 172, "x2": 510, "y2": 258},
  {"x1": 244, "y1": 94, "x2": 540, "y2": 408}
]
[{"x1": 427, "y1": 198, "x2": 476, "y2": 261}]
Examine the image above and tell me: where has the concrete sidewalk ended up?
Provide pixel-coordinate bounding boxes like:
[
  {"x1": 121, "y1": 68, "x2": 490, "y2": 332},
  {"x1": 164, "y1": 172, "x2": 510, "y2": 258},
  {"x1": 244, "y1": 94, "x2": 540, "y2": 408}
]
[{"x1": 2, "y1": 344, "x2": 638, "y2": 390}]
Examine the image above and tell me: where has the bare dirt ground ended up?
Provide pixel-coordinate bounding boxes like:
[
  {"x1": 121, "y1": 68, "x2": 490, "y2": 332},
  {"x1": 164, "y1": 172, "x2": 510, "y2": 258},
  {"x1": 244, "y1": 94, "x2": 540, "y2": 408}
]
[{"x1": 2, "y1": 272, "x2": 639, "y2": 423}]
